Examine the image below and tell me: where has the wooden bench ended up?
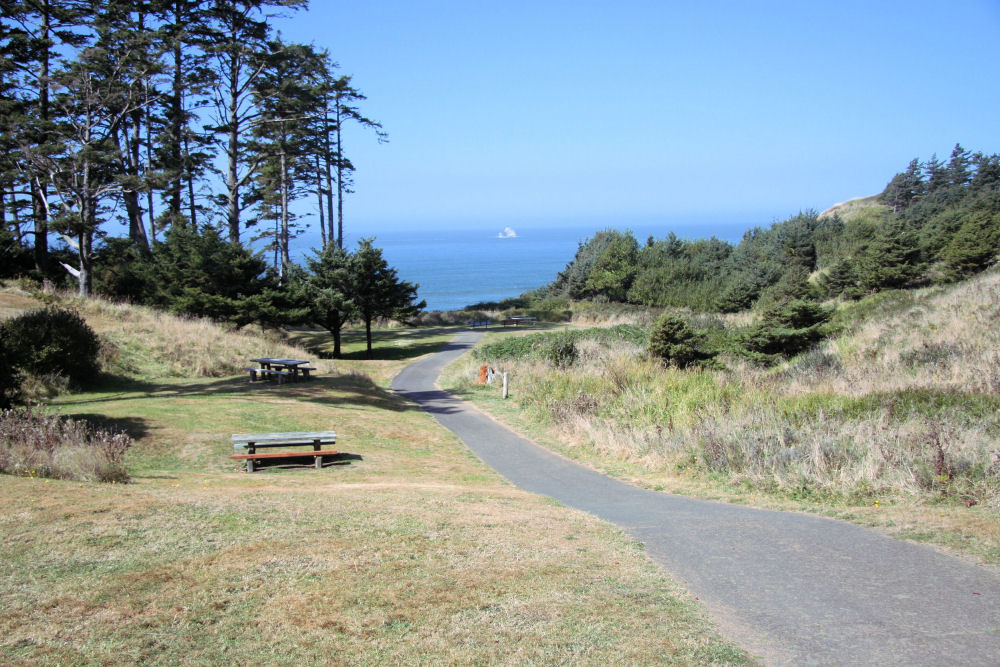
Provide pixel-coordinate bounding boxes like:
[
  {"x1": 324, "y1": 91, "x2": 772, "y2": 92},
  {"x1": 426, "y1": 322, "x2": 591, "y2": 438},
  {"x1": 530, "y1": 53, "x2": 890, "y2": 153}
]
[
  {"x1": 502, "y1": 316, "x2": 537, "y2": 327},
  {"x1": 244, "y1": 367, "x2": 292, "y2": 384},
  {"x1": 231, "y1": 430, "x2": 337, "y2": 472}
]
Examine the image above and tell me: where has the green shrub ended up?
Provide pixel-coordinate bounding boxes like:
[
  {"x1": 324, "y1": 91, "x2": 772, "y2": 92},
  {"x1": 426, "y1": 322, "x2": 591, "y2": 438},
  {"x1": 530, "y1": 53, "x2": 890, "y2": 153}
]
[
  {"x1": 940, "y1": 209, "x2": 1000, "y2": 280},
  {"x1": 648, "y1": 313, "x2": 703, "y2": 368},
  {"x1": 0, "y1": 407, "x2": 131, "y2": 483},
  {"x1": 741, "y1": 299, "x2": 831, "y2": 362},
  {"x1": 1, "y1": 307, "x2": 101, "y2": 387},
  {"x1": 541, "y1": 332, "x2": 578, "y2": 367}
]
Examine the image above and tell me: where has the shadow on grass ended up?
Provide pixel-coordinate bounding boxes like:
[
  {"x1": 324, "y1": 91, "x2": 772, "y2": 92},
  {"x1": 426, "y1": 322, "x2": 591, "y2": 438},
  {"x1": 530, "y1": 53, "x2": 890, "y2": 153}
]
[
  {"x1": 289, "y1": 326, "x2": 460, "y2": 361},
  {"x1": 60, "y1": 371, "x2": 423, "y2": 414},
  {"x1": 67, "y1": 413, "x2": 151, "y2": 440},
  {"x1": 236, "y1": 452, "x2": 363, "y2": 473}
]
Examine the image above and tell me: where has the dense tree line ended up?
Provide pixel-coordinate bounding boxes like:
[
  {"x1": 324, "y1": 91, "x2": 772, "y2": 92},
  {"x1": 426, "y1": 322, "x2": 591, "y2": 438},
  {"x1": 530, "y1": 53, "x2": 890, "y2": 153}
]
[
  {"x1": 541, "y1": 145, "x2": 1000, "y2": 314},
  {"x1": 0, "y1": 2, "x2": 425, "y2": 353},
  {"x1": 0, "y1": 0, "x2": 385, "y2": 299}
]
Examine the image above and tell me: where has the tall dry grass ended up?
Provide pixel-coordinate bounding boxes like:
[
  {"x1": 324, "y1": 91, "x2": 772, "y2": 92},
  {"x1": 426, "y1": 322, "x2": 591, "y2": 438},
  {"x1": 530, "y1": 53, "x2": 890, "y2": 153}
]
[
  {"x1": 0, "y1": 407, "x2": 131, "y2": 482},
  {"x1": 463, "y1": 274, "x2": 1000, "y2": 507},
  {"x1": 41, "y1": 294, "x2": 315, "y2": 379}
]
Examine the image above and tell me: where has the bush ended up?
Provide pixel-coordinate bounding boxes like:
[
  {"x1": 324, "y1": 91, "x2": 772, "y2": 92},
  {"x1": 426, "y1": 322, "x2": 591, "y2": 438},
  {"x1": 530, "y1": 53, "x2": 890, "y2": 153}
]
[
  {"x1": 741, "y1": 299, "x2": 832, "y2": 362},
  {"x1": 648, "y1": 313, "x2": 703, "y2": 368},
  {"x1": 0, "y1": 407, "x2": 132, "y2": 482},
  {"x1": 1, "y1": 307, "x2": 101, "y2": 387},
  {"x1": 541, "y1": 332, "x2": 578, "y2": 368},
  {"x1": 0, "y1": 342, "x2": 22, "y2": 409}
]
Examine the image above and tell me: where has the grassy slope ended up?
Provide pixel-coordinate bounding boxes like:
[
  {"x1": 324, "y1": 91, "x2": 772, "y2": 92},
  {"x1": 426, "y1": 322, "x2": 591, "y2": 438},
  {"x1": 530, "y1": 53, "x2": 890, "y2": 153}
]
[
  {"x1": 0, "y1": 286, "x2": 752, "y2": 666},
  {"x1": 441, "y1": 271, "x2": 1000, "y2": 566}
]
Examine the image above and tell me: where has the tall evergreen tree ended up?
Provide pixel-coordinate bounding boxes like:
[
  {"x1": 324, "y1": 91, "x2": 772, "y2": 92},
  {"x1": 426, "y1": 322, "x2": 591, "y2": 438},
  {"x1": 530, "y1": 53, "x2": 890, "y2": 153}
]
[
  {"x1": 203, "y1": 0, "x2": 305, "y2": 245},
  {"x1": 306, "y1": 242, "x2": 355, "y2": 358},
  {"x1": 21, "y1": 13, "x2": 158, "y2": 295},
  {"x1": 350, "y1": 238, "x2": 424, "y2": 358},
  {"x1": 248, "y1": 38, "x2": 322, "y2": 276},
  {"x1": 4, "y1": 0, "x2": 90, "y2": 277}
]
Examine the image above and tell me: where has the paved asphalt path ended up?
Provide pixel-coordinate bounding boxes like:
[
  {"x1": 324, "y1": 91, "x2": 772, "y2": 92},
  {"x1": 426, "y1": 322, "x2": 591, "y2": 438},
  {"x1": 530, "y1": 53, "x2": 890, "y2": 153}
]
[{"x1": 392, "y1": 331, "x2": 1000, "y2": 665}]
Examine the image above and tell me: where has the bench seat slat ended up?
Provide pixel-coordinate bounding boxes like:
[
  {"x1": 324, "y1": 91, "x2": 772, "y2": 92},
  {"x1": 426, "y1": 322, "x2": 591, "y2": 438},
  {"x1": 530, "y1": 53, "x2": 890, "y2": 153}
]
[{"x1": 231, "y1": 449, "x2": 339, "y2": 461}]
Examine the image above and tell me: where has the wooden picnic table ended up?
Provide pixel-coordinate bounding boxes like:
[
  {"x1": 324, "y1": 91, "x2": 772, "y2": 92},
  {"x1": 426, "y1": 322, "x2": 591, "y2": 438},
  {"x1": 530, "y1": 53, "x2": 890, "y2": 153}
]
[
  {"x1": 247, "y1": 358, "x2": 317, "y2": 383},
  {"x1": 231, "y1": 430, "x2": 338, "y2": 472},
  {"x1": 502, "y1": 316, "x2": 537, "y2": 327}
]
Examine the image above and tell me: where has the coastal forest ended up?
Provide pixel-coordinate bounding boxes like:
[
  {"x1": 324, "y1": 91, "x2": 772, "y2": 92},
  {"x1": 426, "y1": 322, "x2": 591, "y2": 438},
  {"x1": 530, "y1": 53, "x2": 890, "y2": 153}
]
[{"x1": 540, "y1": 145, "x2": 1000, "y2": 313}]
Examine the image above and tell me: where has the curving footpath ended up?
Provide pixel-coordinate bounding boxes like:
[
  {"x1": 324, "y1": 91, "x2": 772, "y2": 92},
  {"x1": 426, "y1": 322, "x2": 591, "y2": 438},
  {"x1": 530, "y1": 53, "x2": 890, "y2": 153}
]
[{"x1": 392, "y1": 331, "x2": 1000, "y2": 665}]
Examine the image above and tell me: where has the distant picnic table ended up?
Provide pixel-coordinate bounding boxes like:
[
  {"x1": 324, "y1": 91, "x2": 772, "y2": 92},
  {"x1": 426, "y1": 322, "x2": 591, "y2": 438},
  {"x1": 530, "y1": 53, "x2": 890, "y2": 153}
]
[
  {"x1": 245, "y1": 358, "x2": 317, "y2": 384},
  {"x1": 502, "y1": 316, "x2": 537, "y2": 327},
  {"x1": 231, "y1": 430, "x2": 338, "y2": 472}
]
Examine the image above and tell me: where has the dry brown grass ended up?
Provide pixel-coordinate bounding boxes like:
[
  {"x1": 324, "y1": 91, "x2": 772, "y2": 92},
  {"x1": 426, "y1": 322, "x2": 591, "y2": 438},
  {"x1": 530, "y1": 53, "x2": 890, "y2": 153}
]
[{"x1": 443, "y1": 273, "x2": 1000, "y2": 564}]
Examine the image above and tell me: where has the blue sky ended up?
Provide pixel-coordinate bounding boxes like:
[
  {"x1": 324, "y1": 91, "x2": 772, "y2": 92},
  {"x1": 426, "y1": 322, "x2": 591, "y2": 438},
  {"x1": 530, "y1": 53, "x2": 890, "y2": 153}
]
[{"x1": 278, "y1": 0, "x2": 1000, "y2": 232}]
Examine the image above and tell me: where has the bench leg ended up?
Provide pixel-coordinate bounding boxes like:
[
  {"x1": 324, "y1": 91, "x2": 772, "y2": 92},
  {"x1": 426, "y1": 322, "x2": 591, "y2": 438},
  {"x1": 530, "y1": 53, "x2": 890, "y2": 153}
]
[
  {"x1": 314, "y1": 455, "x2": 322, "y2": 469},
  {"x1": 248, "y1": 369, "x2": 258, "y2": 382},
  {"x1": 247, "y1": 458, "x2": 255, "y2": 473}
]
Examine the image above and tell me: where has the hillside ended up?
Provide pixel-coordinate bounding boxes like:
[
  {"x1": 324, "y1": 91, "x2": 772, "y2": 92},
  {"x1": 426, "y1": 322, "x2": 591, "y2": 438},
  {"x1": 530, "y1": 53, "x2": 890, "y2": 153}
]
[
  {"x1": 445, "y1": 267, "x2": 1000, "y2": 563},
  {"x1": 817, "y1": 194, "x2": 883, "y2": 220}
]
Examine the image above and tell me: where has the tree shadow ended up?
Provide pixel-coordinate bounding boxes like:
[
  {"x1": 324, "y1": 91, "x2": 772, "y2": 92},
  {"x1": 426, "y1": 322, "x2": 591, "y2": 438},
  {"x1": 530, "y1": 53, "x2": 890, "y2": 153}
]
[
  {"x1": 290, "y1": 326, "x2": 460, "y2": 361},
  {"x1": 60, "y1": 413, "x2": 151, "y2": 440},
  {"x1": 58, "y1": 371, "x2": 424, "y2": 414},
  {"x1": 239, "y1": 452, "x2": 363, "y2": 472}
]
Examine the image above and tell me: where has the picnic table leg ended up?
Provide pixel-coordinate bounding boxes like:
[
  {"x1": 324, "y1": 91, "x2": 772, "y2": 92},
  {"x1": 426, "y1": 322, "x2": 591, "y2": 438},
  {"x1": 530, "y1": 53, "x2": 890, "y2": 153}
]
[
  {"x1": 313, "y1": 439, "x2": 322, "y2": 468},
  {"x1": 247, "y1": 443, "x2": 256, "y2": 472}
]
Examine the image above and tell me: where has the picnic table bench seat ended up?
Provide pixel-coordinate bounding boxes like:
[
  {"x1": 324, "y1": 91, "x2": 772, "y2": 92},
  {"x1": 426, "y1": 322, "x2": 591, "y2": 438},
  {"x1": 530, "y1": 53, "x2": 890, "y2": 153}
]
[
  {"x1": 231, "y1": 431, "x2": 337, "y2": 472},
  {"x1": 502, "y1": 316, "x2": 537, "y2": 327},
  {"x1": 244, "y1": 367, "x2": 293, "y2": 384}
]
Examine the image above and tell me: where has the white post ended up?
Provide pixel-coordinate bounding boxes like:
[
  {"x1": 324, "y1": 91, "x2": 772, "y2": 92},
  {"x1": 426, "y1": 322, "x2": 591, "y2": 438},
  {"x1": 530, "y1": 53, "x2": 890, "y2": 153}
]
[{"x1": 502, "y1": 372, "x2": 509, "y2": 399}]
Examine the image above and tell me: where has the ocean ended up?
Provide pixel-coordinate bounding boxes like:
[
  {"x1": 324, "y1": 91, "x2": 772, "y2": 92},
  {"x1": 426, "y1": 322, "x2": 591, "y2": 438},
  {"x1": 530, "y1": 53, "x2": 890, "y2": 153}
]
[{"x1": 294, "y1": 219, "x2": 755, "y2": 312}]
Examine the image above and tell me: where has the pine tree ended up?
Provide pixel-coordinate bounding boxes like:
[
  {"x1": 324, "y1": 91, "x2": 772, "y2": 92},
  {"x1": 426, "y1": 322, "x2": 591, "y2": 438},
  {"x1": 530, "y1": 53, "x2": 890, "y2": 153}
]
[
  {"x1": 350, "y1": 238, "x2": 424, "y2": 358},
  {"x1": 648, "y1": 313, "x2": 702, "y2": 368},
  {"x1": 21, "y1": 16, "x2": 159, "y2": 296},
  {"x1": 4, "y1": 0, "x2": 90, "y2": 277},
  {"x1": 203, "y1": 0, "x2": 306, "y2": 245},
  {"x1": 249, "y1": 38, "x2": 323, "y2": 277},
  {"x1": 306, "y1": 242, "x2": 355, "y2": 358},
  {"x1": 856, "y1": 222, "x2": 921, "y2": 291},
  {"x1": 941, "y1": 209, "x2": 1000, "y2": 280}
]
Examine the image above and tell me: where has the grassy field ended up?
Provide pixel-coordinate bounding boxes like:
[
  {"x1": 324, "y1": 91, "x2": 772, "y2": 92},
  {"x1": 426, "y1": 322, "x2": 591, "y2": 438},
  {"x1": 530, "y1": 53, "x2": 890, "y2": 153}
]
[
  {"x1": 441, "y1": 273, "x2": 1000, "y2": 566},
  {"x1": 0, "y1": 286, "x2": 753, "y2": 665}
]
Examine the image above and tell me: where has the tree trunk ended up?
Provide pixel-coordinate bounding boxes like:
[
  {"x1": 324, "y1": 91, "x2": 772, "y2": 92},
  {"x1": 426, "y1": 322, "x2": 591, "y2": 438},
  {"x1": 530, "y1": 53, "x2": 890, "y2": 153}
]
[
  {"x1": 32, "y1": 0, "x2": 51, "y2": 276},
  {"x1": 225, "y1": 52, "x2": 240, "y2": 244},
  {"x1": 144, "y1": 99, "x2": 156, "y2": 244},
  {"x1": 315, "y1": 153, "x2": 326, "y2": 248},
  {"x1": 322, "y1": 106, "x2": 336, "y2": 246},
  {"x1": 279, "y1": 146, "x2": 289, "y2": 276},
  {"x1": 364, "y1": 315, "x2": 373, "y2": 359},
  {"x1": 329, "y1": 311, "x2": 342, "y2": 358},
  {"x1": 168, "y1": 8, "x2": 184, "y2": 221},
  {"x1": 184, "y1": 131, "x2": 197, "y2": 227},
  {"x1": 118, "y1": 115, "x2": 150, "y2": 250},
  {"x1": 10, "y1": 186, "x2": 23, "y2": 247},
  {"x1": 335, "y1": 101, "x2": 345, "y2": 249}
]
